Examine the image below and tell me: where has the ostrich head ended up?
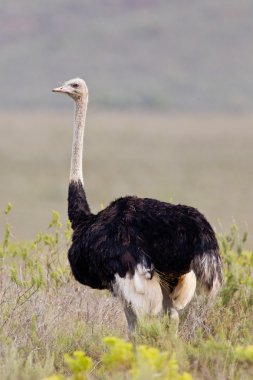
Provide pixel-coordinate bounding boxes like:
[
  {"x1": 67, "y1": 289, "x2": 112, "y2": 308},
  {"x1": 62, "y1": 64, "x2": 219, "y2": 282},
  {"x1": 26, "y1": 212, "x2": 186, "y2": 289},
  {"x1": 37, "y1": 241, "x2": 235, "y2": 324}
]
[{"x1": 52, "y1": 78, "x2": 88, "y2": 101}]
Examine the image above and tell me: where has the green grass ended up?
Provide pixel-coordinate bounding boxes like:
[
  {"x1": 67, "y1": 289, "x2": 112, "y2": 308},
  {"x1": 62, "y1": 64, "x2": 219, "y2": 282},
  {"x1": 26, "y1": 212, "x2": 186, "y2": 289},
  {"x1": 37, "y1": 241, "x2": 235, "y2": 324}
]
[{"x1": 0, "y1": 207, "x2": 252, "y2": 379}]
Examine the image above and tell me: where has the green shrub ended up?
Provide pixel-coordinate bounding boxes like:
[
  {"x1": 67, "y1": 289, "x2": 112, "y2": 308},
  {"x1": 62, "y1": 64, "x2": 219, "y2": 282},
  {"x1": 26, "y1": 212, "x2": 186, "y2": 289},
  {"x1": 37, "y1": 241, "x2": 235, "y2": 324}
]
[{"x1": 44, "y1": 336, "x2": 193, "y2": 380}]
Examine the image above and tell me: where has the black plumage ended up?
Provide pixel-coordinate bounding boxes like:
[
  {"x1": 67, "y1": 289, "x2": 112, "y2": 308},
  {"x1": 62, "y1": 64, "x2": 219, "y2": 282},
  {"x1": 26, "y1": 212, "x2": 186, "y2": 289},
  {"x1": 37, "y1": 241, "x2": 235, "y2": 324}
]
[{"x1": 68, "y1": 181, "x2": 222, "y2": 293}]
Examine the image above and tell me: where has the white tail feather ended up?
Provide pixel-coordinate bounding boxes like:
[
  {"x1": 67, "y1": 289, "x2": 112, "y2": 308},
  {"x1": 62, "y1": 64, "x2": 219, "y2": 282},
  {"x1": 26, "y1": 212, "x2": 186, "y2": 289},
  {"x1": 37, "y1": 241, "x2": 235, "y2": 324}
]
[
  {"x1": 114, "y1": 271, "x2": 163, "y2": 317},
  {"x1": 171, "y1": 270, "x2": 196, "y2": 310}
]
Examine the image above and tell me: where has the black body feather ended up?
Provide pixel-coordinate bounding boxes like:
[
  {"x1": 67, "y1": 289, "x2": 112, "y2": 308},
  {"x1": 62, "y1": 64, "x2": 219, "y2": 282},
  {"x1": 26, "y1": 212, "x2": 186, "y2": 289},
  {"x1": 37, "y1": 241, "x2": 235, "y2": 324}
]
[{"x1": 68, "y1": 181, "x2": 222, "y2": 293}]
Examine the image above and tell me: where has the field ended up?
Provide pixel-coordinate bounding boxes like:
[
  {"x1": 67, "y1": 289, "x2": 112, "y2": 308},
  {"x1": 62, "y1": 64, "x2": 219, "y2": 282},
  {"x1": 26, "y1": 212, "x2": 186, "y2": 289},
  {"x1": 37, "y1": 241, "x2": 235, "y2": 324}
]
[
  {"x1": 1, "y1": 1, "x2": 253, "y2": 378},
  {"x1": 0, "y1": 110, "x2": 253, "y2": 379},
  {"x1": 0, "y1": 205, "x2": 252, "y2": 379},
  {"x1": 0, "y1": 110, "x2": 253, "y2": 242}
]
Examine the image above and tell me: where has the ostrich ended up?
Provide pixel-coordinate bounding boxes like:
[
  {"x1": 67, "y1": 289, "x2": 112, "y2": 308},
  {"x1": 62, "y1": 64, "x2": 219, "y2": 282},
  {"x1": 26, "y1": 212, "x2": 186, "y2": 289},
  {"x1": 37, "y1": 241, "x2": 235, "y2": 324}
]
[{"x1": 52, "y1": 78, "x2": 222, "y2": 331}]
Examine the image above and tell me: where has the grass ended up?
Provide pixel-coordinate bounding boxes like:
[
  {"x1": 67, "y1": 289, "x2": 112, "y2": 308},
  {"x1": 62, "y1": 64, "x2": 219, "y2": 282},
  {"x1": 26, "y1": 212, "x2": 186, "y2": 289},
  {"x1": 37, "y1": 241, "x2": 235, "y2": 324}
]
[
  {"x1": 0, "y1": 109, "x2": 252, "y2": 378},
  {"x1": 0, "y1": 207, "x2": 252, "y2": 379}
]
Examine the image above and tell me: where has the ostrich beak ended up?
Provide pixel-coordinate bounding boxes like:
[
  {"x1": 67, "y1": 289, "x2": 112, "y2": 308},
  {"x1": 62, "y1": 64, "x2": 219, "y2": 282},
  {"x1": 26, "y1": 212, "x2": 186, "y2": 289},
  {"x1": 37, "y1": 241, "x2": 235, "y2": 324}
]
[{"x1": 52, "y1": 86, "x2": 69, "y2": 93}]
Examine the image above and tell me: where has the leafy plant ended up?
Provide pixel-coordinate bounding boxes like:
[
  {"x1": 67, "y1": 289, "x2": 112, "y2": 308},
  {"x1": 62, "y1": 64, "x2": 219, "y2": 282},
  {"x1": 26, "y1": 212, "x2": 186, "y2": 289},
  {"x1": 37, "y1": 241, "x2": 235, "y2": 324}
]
[{"x1": 44, "y1": 337, "x2": 193, "y2": 380}]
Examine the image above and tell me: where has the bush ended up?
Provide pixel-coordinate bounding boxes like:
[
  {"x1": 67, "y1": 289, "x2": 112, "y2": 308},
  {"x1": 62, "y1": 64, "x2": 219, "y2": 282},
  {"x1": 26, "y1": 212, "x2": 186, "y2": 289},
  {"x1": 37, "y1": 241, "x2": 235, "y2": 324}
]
[{"x1": 44, "y1": 336, "x2": 193, "y2": 380}]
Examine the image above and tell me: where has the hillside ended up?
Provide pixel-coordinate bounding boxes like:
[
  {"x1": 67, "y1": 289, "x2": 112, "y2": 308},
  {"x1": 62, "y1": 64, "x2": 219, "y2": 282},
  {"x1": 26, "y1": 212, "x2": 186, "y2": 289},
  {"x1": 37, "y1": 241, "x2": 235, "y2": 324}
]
[{"x1": 0, "y1": 0, "x2": 253, "y2": 110}]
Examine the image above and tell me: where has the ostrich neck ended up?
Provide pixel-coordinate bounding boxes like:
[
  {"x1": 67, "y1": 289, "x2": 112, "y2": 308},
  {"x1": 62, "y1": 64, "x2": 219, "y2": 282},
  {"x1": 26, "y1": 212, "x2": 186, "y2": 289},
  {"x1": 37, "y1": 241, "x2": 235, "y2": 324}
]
[
  {"x1": 68, "y1": 96, "x2": 91, "y2": 225},
  {"x1": 70, "y1": 97, "x2": 87, "y2": 183}
]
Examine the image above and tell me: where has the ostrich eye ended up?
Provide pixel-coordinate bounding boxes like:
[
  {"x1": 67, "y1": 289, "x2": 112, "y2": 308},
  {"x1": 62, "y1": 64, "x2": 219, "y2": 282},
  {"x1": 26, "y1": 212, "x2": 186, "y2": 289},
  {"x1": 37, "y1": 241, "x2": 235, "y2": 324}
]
[{"x1": 71, "y1": 83, "x2": 79, "y2": 88}]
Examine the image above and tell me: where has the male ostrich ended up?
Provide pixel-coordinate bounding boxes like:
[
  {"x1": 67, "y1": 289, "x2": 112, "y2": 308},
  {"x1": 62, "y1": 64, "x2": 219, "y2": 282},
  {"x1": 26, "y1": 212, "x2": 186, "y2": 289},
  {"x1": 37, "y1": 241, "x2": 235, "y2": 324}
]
[{"x1": 52, "y1": 78, "x2": 222, "y2": 331}]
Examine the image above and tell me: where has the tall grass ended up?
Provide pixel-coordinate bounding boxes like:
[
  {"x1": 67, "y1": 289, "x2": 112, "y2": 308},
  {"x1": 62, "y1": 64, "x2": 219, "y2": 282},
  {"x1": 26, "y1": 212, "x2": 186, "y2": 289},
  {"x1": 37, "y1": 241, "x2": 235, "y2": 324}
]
[{"x1": 0, "y1": 206, "x2": 252, "y2": 379}]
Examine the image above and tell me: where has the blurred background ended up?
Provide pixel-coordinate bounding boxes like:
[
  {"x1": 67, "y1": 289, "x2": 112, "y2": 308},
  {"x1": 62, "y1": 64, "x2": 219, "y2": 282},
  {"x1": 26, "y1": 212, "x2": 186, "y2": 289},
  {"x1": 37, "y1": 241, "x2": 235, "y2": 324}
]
[{"x1": 0, "y1": 0, "x2": 252, "y2": 242}]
